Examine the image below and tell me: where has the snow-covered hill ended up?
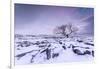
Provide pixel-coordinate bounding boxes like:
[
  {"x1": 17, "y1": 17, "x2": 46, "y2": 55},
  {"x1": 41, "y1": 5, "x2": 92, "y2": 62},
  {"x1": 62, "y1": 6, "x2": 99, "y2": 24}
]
[{"x1": 15, "y1": 34, "x2": 94, "y2": 65}]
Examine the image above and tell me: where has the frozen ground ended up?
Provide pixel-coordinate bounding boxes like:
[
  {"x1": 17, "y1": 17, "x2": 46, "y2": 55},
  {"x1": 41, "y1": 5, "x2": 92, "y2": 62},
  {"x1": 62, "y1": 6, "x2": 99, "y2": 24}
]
[{"x1": 15, "y1": 34, "x2": 94, "y2": 65}]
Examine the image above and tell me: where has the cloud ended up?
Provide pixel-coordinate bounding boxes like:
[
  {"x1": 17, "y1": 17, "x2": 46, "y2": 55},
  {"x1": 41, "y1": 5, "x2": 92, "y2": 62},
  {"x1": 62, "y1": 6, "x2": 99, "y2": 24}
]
[{"x1": 15, "y1": 4, "x2": 94, "y2": 35}]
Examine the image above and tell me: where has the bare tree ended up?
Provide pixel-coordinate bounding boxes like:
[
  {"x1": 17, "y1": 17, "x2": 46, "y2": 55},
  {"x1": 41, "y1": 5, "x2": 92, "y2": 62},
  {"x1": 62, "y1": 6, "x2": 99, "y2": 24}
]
[{"x1": 53, "y1": 23, "x2": 78, "y2": 38}]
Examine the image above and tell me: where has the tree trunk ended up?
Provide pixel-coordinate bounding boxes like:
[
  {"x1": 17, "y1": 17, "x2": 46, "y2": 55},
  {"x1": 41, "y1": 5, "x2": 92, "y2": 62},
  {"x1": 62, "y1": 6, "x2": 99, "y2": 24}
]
[{"x1": 66, "y1": 35, "x2": 69, "y2": 38}]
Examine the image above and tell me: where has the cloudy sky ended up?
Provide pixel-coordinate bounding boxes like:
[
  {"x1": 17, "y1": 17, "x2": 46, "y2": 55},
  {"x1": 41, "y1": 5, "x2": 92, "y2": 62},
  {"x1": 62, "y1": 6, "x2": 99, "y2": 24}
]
[{"x1": 15, "y1": 4, "x2": 94, "y2": 35}]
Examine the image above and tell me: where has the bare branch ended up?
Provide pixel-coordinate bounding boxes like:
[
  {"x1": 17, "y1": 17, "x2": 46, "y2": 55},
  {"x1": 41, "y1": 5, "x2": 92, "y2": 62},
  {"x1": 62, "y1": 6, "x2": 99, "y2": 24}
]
[{"x1": 53, "y1": 23, "x2": 78, "y2": 38}]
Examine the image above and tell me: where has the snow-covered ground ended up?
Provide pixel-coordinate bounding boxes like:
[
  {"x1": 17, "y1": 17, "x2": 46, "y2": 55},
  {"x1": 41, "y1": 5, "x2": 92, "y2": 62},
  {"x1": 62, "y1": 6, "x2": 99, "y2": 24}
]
[{"x1": 15, "y1": 34, "x2": 94, "y2": 65}]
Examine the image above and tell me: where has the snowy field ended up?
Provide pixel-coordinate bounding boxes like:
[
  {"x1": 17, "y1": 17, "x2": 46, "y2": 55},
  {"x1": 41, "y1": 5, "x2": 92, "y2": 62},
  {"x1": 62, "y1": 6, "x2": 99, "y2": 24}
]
[{"x1": 15, "y1": 34, "x2": 94, "y2": 65}]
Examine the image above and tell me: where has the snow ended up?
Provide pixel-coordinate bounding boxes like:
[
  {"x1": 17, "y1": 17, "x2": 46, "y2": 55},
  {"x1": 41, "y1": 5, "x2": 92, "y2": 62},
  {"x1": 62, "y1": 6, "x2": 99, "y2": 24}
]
[{"x1": 15, "y1": 34, "x2": 94, "y2": 65}]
